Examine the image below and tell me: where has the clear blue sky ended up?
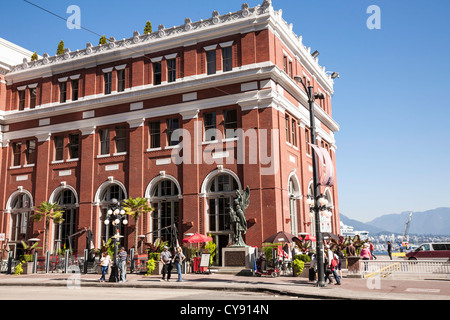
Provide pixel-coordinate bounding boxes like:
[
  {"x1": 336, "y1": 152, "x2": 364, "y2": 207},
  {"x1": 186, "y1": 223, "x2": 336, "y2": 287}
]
[{"x1": 2, "y1": 0, "x2": 450, "y2": 222}]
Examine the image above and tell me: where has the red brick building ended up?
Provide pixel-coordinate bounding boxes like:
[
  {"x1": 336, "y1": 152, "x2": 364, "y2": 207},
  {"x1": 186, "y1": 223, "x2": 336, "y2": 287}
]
[{"x1": 0, "y1": 0, "x2": 340, "y2": 264}]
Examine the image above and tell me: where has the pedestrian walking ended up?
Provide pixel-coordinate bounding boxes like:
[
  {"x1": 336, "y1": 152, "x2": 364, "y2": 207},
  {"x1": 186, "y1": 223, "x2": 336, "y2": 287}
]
[
  {"x1": 369, "y1": 241, "x2": 377, "y2": 260},
  {"x1": 99, "y1": 251, "x2": 112, "y2": 282},
  {"x1": 335, "y1": 247, "x2": 344, "y2": 280},
  {"x1": 160, "y1": 246, "x2": 173, "y2": 281},
  {"x1": 330, "y1": 252, "x2": 341, "y2": 285},
  {"x1": 360, "y1": 243, "x2": 371, "y2": 271},
  {"x1": 324, "y1": 246, "x2": 334, "y2": 284},
  {"x1": 118, "y1": 247, "x2": 128, "y2": 283},
  {"x1": 387, "y1": 241, "x2": 392, "y2": 260},
  {"x1": 173, "y1": 246, "x2": 186, "y2": 282}
]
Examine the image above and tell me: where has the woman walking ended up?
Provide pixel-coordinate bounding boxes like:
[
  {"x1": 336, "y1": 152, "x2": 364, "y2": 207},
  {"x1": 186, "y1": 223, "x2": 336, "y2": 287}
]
[{"x1": 99, "y1": 251, "x2": 112, "y2": 282}]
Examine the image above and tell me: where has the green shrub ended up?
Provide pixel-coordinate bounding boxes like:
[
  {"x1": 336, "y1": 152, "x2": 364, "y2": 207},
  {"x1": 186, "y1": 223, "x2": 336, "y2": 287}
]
[
  {"x1": 146, "y1": 258, "x2": 156, "y2": 276},
  {"x1": 291, "y1": 259, "x2": 305, "y2": 276},
  {"x1": 294, "y1": 254, "x2": 311, "y2": 263}
]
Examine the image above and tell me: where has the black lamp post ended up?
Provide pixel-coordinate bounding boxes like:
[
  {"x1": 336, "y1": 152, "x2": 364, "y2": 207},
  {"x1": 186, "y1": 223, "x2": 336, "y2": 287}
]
[
  {"x1": 294, "y1": 75, "x2": 327, "y2": 287},
  {"x1": 104, "y1": 198, "x2": 128, "y2": 282}
]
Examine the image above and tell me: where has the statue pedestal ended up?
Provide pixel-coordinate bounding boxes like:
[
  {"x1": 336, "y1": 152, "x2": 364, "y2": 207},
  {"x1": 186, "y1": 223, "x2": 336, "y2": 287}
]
[{"x1": 222, "y1": 247, "x2": 256, "y2": 268}]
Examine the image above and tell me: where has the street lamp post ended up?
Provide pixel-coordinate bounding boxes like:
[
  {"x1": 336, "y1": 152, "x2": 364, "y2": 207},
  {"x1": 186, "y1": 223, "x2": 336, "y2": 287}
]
[
  {"x1": 104, "y1": 198, "x2": 128, "y2": 282},
  {"x1": 294, "y1": 75, "x2": 327, "y2": 287}
]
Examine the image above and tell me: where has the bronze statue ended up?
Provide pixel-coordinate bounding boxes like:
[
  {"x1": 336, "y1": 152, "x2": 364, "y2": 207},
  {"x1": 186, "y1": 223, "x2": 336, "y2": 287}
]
[{"x1": 228, "y1": 186, "x2": 250, "y2": 247}]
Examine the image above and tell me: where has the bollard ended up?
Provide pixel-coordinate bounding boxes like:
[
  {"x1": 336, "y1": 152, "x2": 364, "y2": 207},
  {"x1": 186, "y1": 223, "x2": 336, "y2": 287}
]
[
  {"x1": 83, "y1": 249, "x2": 88, "y2": 274},
  {"x1": 45, "y1": 251, "x2": 50, "y2": 273},
  {"x1": 64, "y1": 250, "x2": 69, "y2": 273},
  {"x1": 6, "y1": 251, "x2": 13, "y2": 275},
  {"x1": 33, "y1": 252, "x2": 38, "y2": 273},
  {"x1": 130, "y1": 248, "x2": 135, "y2": 273}
]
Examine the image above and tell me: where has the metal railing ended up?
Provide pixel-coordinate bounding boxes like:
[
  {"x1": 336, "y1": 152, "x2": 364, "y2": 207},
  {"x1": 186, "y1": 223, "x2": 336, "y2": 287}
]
[{"x1": 359, "y1": 259, "x2": 450, "y2": 278}]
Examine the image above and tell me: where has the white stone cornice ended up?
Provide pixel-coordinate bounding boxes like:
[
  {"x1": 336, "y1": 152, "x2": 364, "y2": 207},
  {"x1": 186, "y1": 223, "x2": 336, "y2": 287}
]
[
  {"x1": 127, "y1": 118, "x2": 146, "y2": 128},
  {"x1": 35, "y1": 132, "x2": 51, "y2": 142},
  {"x1": 80, "y1": 126, "x2": 96, "y2": 136},
  {"x1": 179, "y1": 109, "x2": 199, "y2": 120}
]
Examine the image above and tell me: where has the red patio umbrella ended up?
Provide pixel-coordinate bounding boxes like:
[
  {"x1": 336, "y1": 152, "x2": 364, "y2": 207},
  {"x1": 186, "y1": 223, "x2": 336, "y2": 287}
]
[{"x1": 182, "y1": 233, "x2": 213, "y2": 244}]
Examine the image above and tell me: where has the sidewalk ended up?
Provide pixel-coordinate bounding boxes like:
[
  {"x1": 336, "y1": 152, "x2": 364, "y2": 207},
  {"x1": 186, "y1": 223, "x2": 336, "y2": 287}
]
[{"x1": 0, "y1": 271, "x2": 449, "y2": 300}]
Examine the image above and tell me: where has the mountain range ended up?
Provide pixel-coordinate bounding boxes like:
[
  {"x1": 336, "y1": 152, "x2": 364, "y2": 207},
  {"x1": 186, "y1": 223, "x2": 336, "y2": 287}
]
[{"x1": 340, "y1": 207, "x2": 450, "y2": 236}]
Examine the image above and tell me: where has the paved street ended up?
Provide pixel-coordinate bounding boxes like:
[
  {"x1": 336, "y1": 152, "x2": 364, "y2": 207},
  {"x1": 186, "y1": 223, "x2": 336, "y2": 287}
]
[{"x1": 0, "y1": 285, "x2": 312, "y2": 300}]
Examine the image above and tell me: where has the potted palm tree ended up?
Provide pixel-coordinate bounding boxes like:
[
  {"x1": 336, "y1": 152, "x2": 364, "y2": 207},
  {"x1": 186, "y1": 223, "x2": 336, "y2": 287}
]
[
  {"x1": 30, "y1": 201, "x2": 64, "y2": 255},
  {"x1": 122, "y1": 197, "x2": 154, "y2": 253}
]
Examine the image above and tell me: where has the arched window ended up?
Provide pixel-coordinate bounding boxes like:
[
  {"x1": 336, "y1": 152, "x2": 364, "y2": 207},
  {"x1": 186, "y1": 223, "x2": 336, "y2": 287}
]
[
  {"x1": 150, "y1": 179, "x2": 180, "y2": 244},
  {"x1": 100, "y1": 184, "x2": 126, "y2": 243},
  {"x1": 54, "y1": 189, "x2": 78, "y2": 253},
  {"x1": 288, "y1": 178, "x2": 299, "y2": 236},
  {"x1": 206, "y1": 173, "x2": 239, "y2": 265},
  {"x1": 10, "y1": 193, "x2": 32, "y2": 242}
]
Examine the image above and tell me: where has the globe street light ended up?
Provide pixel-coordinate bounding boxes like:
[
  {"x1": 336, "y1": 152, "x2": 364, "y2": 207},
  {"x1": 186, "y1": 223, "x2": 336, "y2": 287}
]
[{"x1": 104, "y1": 198, "x2": 127, "y2": 282}]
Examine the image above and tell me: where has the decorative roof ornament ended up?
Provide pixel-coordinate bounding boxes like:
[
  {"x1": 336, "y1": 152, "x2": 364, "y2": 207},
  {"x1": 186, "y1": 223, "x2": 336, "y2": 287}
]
[{"x1": 158, "y1": 24, "x2": 165, "y2": 38}]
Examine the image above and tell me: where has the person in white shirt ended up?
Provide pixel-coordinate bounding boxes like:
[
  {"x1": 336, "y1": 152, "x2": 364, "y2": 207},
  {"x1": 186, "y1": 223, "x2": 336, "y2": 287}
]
[{"x1": 99, "y1": 251, "x2": 112, "y2": 282}]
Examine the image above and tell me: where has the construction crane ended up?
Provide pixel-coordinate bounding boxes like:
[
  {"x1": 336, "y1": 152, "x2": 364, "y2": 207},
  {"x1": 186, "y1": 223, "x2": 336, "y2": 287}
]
[{"x1": 401, "y1": 212, "x2": 413, "y2": 250}]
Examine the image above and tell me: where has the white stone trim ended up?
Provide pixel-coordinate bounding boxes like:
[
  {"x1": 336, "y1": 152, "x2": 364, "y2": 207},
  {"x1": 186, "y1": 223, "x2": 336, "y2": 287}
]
[
  {"x1": 115, "y1": 64, "x2": 127, "y2": 70},
  {"x1": 203, "y1": 44, "x2": 217, "y2": 51},
  {"x1": 219, "y1": 41, "x2": 234, "y2": 48}
]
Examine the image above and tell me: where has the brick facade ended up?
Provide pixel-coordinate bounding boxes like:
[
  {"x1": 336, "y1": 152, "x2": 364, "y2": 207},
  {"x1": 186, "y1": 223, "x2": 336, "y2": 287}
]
[{"x1": 0, "y1": 1, "x2": 340, "y2": 262}]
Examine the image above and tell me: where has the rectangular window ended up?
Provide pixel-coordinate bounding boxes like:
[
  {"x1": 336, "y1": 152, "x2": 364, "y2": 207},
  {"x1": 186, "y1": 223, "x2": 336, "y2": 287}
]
[
  {"x1": 166, "y1": 118, "x2": 179, "y2": 146},
  {"x1": 305, "y1": 127, "x2": 311, "y2": 155},
  {"x1": 149, "y1": 121, "x2": 161, "y2": 149},
  {"x1": 291, "y1": 118, "x2": 297, "y2": 146},
  {"x1": 69, "y1": 134, "x2": 79, "y2": 159},
  {"x1": 206, "y1": 50, "x2": 216, "y2": 75},
  {"x1": 115, "y1": 126, "x2": 127, "y2": 153},
  {"x1": 117, "y1": 69, "x2": 125, "y2": 92},
  {"x1": 12, "y1": 142, "x2": 21, "y2": 166},
  {"x1": 285, "y1": 115, "x2": 290, "y2": 143},
  {"x1": 59, "y1": 82, "x2": 67, "y2": 103},
  {"x1": 71, "y1": 79, "x2": 79, "y2": 101},
  {"x1": 222, "y1": 46, "x2": 232, "y2": 72},
  {"x1": 224, "y1": 109, "x2": 237, "y2": 138},
  {"x1": 29, "y1": 88, "x2": 36, "y2": 109},
  {"x1": 104, "y1": 72, "x2": 112, "y2": 94},
  {"x1": 167, "y1": 59, "x2": 176, "y2": 83},
  {"x1": 283, "y1": 55, "x2": 288, "y2": 73},
  {"x1": 153, "y1": 62, "x2": 162, "y2": 85},
  {"x1": 18, "y1": 90, "x2": 25, "y2": 110},
  {"x1": 99, "y1": 129, "x2": 110, "y2": 155},
  {"x1": 289, "y1": 60, "x2": 293, "y2": 78},
  {"x1": 204, "y1": 112, "x2": 217, "y2": 141},
  {"x1": 54, "y1": 136, "x2": 64, "y2": 161},
  {"x1": 26, "y1": 140, "x2": 36, "y2": 165}
]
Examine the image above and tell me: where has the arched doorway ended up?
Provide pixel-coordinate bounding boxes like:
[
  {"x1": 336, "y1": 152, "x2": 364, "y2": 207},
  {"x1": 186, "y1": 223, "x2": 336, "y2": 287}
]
[
  {"x1": 148, "y1": 177, "x2": 181, "y2": 246},
  {"x1": 203, "y1": 170, "x2": 241, "y2": 266},
  {"x1": 6, "y1": 190, "x2": 33, "y2": 258},
  {"x1": 52, "y1": 187, "x2": 78, "y2": 253},
  {"x1": 97, "y1": 182, "x2": 127, "y2": 245}
]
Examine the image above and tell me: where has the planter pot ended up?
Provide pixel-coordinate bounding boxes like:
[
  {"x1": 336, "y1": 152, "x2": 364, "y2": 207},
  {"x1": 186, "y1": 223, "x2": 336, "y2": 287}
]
[
  {"x1": 21, "y1": 262, "x2": 34, "y2": 275},
  {"x1": 293, "y1": 262, "x2": 310, "y2": 277}
]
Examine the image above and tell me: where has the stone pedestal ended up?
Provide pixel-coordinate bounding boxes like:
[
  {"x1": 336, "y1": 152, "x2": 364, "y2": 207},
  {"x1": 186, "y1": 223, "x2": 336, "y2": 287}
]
[
  {"x1": 346, "y1": 256, "x2": 363, "y2": 278},
  {"x1": 222, "y1": 247, "x2": 256, "y2": 268}
]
